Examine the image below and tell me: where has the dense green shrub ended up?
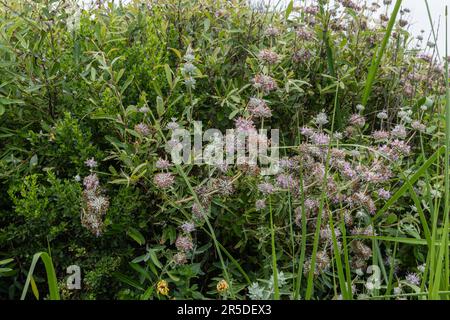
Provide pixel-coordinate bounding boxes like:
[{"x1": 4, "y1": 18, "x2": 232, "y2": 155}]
[{"x1": 0, "y1": 0, "x2": 448, "y2": 300}]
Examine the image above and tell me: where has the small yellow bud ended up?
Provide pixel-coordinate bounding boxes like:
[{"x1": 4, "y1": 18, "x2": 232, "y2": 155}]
[
  {"x1": 156, "y1": 280, "x2": 169, "y2": 296},
  {"x1": 216, "y1": 279, "x2": 229, "y2": 293}
]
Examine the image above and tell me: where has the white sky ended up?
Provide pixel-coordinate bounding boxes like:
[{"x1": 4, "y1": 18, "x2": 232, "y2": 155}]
[
  {"x1": 253, "y1": 0, "x2": 450, "y2": 57},
  {"x1": 400, "y1": 0, "x2": 449, "y2": 57},
  {"x1": 79, "y1": 0, "x2": 449, "y2": 57}
]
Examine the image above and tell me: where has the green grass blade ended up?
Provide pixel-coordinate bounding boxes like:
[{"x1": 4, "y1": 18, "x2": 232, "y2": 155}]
[
  {"x1": 168, "y1": 199, "x2": 251, "y2": 285},
  {"x1": 294, "y1": 165, "x2": 308, "y2": 300},
  {"x1": 20, "y1": 252, "x2": 60, "y2": 300},
  {"x1": 385, "y1": 229, "x2": 400, "y2": 297},
  {"x1": 373, "y1": 146, "x2": 445, "y2": 221},
  {"x1": 175, "y1": 165, "x2": 235, "y2": 298},
  {"x1": 318, "y1": 1, "x2": 342, "y2": 128},
  {"x1": 144, "y1": 97, "x2": 235, "y2": 298},
  {"x1": 339, "y1": 207, "x2": 353, "y2": 300},
  {"x1": 405, "y1": 179, "x2": 432, "y2": 247},
  {"x1": 349, "y1": 235, "x2": 430, "y2": 246},
  {"x1": 362, "y1": 0, "x2": 402, "y2": 105},
  {"x1": 305, "y1": 77, "x2": 340, "y2": 299},
  {"x1": 424, "y1": 0, "x2": 441, "y2": 58},
  {"x1": 269, "y1": 195, "x2": 280, "y2": 300},
  {"x1": 431, "y1": 5, "x2": 450, "y2": 300},
  {"x1": 329, "y1": 211, "x2": 348, "y2": 299}
]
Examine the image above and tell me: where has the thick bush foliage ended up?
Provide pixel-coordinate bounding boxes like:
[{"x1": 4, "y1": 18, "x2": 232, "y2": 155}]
[{"x1": 0, "y1": 0, "x2": 449, "y2": 300}]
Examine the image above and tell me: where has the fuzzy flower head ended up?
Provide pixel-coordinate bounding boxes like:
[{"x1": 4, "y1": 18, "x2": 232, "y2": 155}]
[
  {"x1": 293, "y1": 49, "x2": 312, "y2": 63},
  {"x1": 305, "y1": 198, "x2": 319, "y2": 211},
  {"x1": 351, "y1": 225, "x2": 375, "y2": 237},
  {"x1": 391, "y1": 125, "x2": 407, "y2": 139},
  {"x1": 341, "y1": 0, "x2": 361, "y2": 10},
  {"x1": 276, "y1": 173, "x2": 296, "y2": 189},
  {"x1": 411, "y1": 121, "x2": 426, "y2": 132},
  {"x1": 181, "y1": 62, "x2": 197, "y2": 76},
  {"x1": 192, "y1": 202, "x2": 206, "y2": 220},
  {"x1": 85, "y1": 158, "x2": 97, "y2": 169},
  {"x1": 417, "y1": 53, "x2": 432, "y2": 63},
  {"x1": 258, "y1": 182, "x2": 275, "y2": 195},
  {"x1": 181, "y1": 221, "x2": 196, "y2": 233},
  {"x1": 350, "y1": 149, "x2": 361, "y2": 158},
  {"x1": 334, "y1": 132, "x2": 343, "y2": 140},
  {"x1": 304, "y1": 5, "x2": 319, "y2": 15},
  {"x1": 300, "y1": 126, "x2": 315, "y2": 137},
  {"x1": 166, "y1": 118, "x2": 180, "y2": 131},
  {"x1": 405, "y1": 272, "x2": 421, "y2": 286},
  {"x1": 153, "y1": 172, "x2": 175, "y2": 189},
  {"x1": 255, "y1": 199, "x2": 266, "y2": 210},
  {"x1": 138, "y1": 106, "x2": 150, "y2": 114},
  {"x1": 398, "y1": 19, "x2": 408, "y2": 28},
  {"x1": 377, "y1": 110, "x2": 388, "y2": 120},
  {"x1": 311, "y1": 132, "x2": 330, "y2": 145},
  {"x1": 184, "y1": 76, "x2": 196, "y2": 89},
  {"x1": 156, "y1": 158, "x2": 171, "y2": 170},
  {"x1": 234, "y1": 117, "x2": 256, "y2": 133},
  {"x1": 349, "y1": 114, "x2": 366, "y2": 127},
  {"x1": 340, "y1": 161, "x2": 357, "y2": 179},
  {"x1": 398, "y1": 109, "x2": 413, "y2": 123},
  {"x1": 166, "y1": 138, "x2": 182, "y2": 153},
  {"x1": 315, "y1": 112, "x2": 329, "y2": 126},
  {"x1": 184, "y1": 47, "x2": 195, "y2": 62},
  {"x1": 296, "y1": 27, "x2": 314, "y2": 41},
  {"x1": 248, "y1": 98, "x2": 272, "y2": 118},
  {"x1": 258, "y1": 49, "x2": 280, "y2": 65},
  {"x1": 278, "y1": 157, "x2": 298, "y2": 171},
  {"x1": 372, "y1": 130, "x2": 390, "y2": 141},
  {"x1": 175, "y1": 235, "x2": 194, "y2": 252},
  {"x1": 87, "y1": 195, "x2": 109, "y2": 214},
  {"x1": 184, "y1": 51, "x2": 195, "y2": 61},
  {"x1": 265, "y1": 26, "x2": 280, "y2": 37},
  {"x1": 248, "y1": 282, "x2": 265, "y2": 300},
  {"x1": 83, "y1": 173, "x2": 99, "y2": 191},
  {"x1": 377, "y1": 188, "x2": 391, "y2": 200},
  {"x1": 216, "y1": 178, "x2": 235, "y2": 196},
  {"x1": 320, "y1": 226, "x2": 341, "y2": 241},
  {"x1": 134, "y1": 123, "x2": 150, "y2": 136},
  {"x1": 418, "y1": 264, "x2": 426, "y2": 273},
  {"x1": 173, "y1": 252, "x2": 188, "y2": 265},
  {"x1": 390, "y1": 139, "x2": 411, "y2": 157},
  {"x1": 251, "y1": 74, "x2": 278, "y2": 93}
]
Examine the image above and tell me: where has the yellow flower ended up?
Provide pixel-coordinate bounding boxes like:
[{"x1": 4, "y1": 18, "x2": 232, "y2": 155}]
[
  {"x1": 156, "y1": 280, "x2": 169, "y2": 296},
  {"x1": 216, "y1": 279, "x2": 229, "y2": 293}
]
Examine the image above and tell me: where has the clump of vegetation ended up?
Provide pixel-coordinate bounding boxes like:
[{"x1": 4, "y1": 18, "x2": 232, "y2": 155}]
[{"x1": 0, "y1": 0, "x2": 449, "y2": 300}]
